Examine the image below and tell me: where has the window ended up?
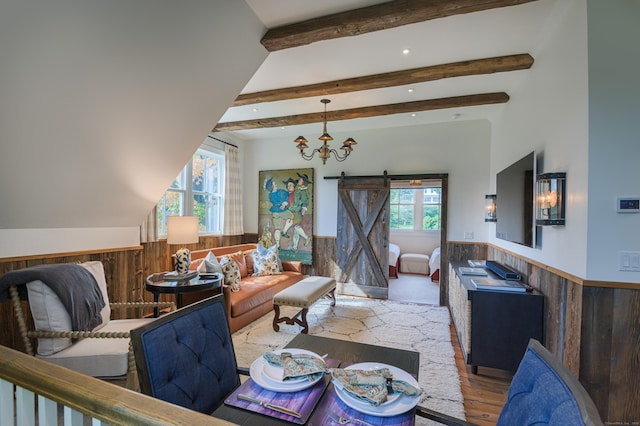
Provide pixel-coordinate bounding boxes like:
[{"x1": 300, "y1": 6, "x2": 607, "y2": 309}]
[
  {"x1": 157, "y1": 149, "x2": 225, "y2": 236},
  {"x1": 390, "y1": 182, "x2": 441, "y2": 231}
]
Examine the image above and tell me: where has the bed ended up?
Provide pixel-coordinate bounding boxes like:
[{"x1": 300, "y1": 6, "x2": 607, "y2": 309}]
[
  {"x1": 429, "y1": 247, "x2": 441, "y2": 282},
  {"x1": 389, "y1": 243, "x2": 401, "y2": 279}
]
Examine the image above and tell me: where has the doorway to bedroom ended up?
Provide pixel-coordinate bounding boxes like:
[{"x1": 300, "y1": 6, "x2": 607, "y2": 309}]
[{"x1": 389, "y1": 178, "x2": 443, "y2": 306}]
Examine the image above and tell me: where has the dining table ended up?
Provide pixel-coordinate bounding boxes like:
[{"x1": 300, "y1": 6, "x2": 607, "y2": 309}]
[{"x1": 211, "y1": 333, "x2": 420, "y2": 425}]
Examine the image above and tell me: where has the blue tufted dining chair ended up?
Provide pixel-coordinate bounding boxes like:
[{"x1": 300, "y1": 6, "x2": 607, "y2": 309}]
[
  {"x1": 415, "y1": 338, "x2": 604, "y2": 426},
  {"x1": 131, "y1": 294, "x2": 246, "y2": 414}
]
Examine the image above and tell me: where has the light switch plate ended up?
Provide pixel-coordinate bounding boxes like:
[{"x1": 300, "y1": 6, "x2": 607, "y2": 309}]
[
  {"x1": 617, "y1": 197, "x2": 640, "y2": 213},
  {"x1": 619, "y1": 251, "x2": 640, "y2": 271}
]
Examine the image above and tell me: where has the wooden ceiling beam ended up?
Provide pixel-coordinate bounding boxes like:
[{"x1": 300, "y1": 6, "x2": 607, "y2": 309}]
[
  {"x1": 234, "y1": 54, "x2": 532, "y2": 106},
  {"x1": 214, "y1": 92, "x2": 509, "y2": 132},
  {"x1": 261, "y1": 0, "x2": 538, "y2": 51}
]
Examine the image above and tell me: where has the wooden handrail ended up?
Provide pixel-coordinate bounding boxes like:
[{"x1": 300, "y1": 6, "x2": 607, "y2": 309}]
[{"x1": 0, "y1": 345, "x2": 234, "y2": 425}]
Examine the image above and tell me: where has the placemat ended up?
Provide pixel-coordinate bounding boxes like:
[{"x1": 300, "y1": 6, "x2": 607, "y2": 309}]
[
  {"x1": 307, "y1": 383, "x2": 415, "y2": 426},
  {"x1": 224, "y1": 358, "x2": 340, "y2": 424}
]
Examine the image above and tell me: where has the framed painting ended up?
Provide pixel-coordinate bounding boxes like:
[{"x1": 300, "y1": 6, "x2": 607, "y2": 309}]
[{"x1": 258, "y1": 168, "x2": 314, "y2": 265}]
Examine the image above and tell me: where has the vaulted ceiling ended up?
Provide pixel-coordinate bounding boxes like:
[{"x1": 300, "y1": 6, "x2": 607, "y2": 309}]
[{"x1": 216, "y1": 0, "x2": 558, "y2": 142}]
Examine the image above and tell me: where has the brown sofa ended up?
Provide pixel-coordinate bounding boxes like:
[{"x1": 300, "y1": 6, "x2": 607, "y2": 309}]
[{"x1": 180, "y1": 243, "x2": 304, "y2": 333}]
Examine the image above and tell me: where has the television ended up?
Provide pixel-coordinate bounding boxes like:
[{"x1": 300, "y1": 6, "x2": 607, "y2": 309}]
[{"x1": 496, "y1": 152, "x2": 536, "y2": 247}]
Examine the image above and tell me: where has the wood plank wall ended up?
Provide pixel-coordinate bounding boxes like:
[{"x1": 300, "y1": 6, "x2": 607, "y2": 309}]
[
  {"x1": 0, "y1": 235, "x2": 245, "y2": 352},
  {"x1": 447, "y1": 241, "x2": 639, "y2": 423},
  {"x1": 1, "y1": 236, "x2": 636, "y2": 421},
  {"x1": 0, "y1": 247, "x2": 145, "y2": 352}
]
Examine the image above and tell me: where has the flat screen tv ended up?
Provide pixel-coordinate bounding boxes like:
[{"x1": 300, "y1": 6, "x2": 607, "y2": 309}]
[{"x1": 496, "y1": 152, "x2": 536, "y2": 247}]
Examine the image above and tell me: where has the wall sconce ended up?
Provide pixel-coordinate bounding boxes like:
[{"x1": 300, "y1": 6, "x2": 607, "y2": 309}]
[
  {"x1": 536, "y1": 173, "x2": 566, "y2": 225},
  {"x1": 485, "y1": 194, "x2": 497, "y2": 222}
]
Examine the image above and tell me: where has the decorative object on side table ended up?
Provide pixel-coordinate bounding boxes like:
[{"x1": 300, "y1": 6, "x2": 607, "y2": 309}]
[{"x1": 167, "y1": 216, "x2": 199, "y2": 274}]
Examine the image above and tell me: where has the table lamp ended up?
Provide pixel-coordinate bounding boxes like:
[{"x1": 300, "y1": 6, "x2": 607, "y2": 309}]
[{"x1": 167, "y1": 216, "x2": 199, "y2": 274}]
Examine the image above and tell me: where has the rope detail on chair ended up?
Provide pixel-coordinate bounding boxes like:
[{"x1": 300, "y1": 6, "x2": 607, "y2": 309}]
[
  {"x1": 26, "y1": 330, "x2": 131, "y2": 339},
  {"x1": 9, "y1": 285, "x2": 35, "y2": 356}
]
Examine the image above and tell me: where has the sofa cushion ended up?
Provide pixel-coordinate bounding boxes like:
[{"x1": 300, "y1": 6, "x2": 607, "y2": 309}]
[
  {"x1": 229, "y1": 273, "x2": 301, "y2": 318},
  {"x1": 220, "y1": 257, "x2": 241, "y2": 292},
  {"x1": 41, "y1": 318, "x2": 155, "y2": 377}
]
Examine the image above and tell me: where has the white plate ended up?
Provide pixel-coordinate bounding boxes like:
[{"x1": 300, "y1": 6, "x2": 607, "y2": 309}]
[
  {"x1": 249, "y1": 349, "x2": 324, "y2": 392},
  {"x1": 332, "y1": 362, "x2": 421, "y2": 417}
]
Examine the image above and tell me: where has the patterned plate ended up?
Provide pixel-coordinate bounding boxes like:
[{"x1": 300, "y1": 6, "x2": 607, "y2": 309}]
[
  {"x1": 332, "y1": 362, "x2": 421, "y2": 417},
  {"x1": 250, "y1": 349, "x2": 324, "y2": 392}
]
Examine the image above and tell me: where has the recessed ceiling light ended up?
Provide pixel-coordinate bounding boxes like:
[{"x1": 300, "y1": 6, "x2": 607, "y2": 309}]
[
  {"x1": 252, "y1": 108, "x2": 258, "y2": 112},
  {"x1": 411, "y1": 113, "x2": 417, "y2": 117},
  {"x1": 281, "y1": 127, "x2": 286, "y2": 130},
  {"x1": 407, "y1": 88, "x2": 414, "y2": 93},
  {"x1": 402, "y1": 48, "x2": 411, "y2": 55}
]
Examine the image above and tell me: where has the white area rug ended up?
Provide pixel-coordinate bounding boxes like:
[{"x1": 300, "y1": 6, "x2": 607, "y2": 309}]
[{"x1": 232, "y1": 295, "x2": 466, "y2": 424}]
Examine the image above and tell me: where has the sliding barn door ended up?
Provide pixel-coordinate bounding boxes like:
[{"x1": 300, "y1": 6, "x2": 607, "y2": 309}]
[{"x1": 336, "y1": 176, "x2": 390, "y2": 299}]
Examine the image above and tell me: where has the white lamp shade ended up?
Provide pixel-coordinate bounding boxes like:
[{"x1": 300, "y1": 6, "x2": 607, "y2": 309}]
[{"x1": 167, "y1": 216, "x2": 199, "y2": 245}]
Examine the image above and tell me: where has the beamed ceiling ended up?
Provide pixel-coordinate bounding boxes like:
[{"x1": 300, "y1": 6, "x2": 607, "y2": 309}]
[{"x1": 215, "y1": 0, "x2": 557, "y2": 141}]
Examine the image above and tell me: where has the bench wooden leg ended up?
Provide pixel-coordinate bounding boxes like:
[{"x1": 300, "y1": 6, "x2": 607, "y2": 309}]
[
  {"x1": 299, "y1": 308, "x2": 309, "y2": 334},
  {"x1": 272, "y1": 304, "x2": 281, "y2": 331},
  {"x1": 327, "y1": 288, "x2": 336, "y2": 307},
  {"x1": 273, "y1": 287, "x2": 336, "y2": 333},
  {"x1": 272, "y1": 304, "x2": 310, "y2": 333}
]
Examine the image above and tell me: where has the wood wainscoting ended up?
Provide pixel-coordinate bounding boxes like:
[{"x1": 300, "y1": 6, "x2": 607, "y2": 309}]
[
  {"x1": 0, "y1": 235, "x2": 245, "y2": 351},
  {"x1": 1, "y1": 236, "x2": 636, "y2": 422},
  {"x1": 447, "y1": 241, "x2": 640, "y2": 423}
]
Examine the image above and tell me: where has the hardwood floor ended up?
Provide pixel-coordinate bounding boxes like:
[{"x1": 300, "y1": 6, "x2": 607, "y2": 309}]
[
  {"x1": 388, "y1": 276, "x2": 513, "y2": 424},
  {"x1": 450, "y1": 321, "x2": 512, "y2": 425}
]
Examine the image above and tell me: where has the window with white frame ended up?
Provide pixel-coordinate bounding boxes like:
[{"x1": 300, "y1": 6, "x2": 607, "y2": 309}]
[
  {"x1": 390, "y1": 181, "x2": 441, "y2": 231},
  {"x1": 157, "y1": 148, "x2": 225, "y2": 236}
]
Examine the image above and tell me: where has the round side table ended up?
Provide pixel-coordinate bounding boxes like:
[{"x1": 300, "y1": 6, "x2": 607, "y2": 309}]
[{"x1": 145, "y1": 272, "x2": 223, "y2": 317}]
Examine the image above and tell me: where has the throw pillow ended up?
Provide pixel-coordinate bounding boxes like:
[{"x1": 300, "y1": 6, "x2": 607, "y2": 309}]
[
  {"x1": 256, "y1": 243, "x2": 283, "y2": 272},
  {"x1": 198, "y1": 251, "x2": 222, "y2": 274},
  {"x1": 220, "y1": 256, "x2": 241, "y2": 292},
  {"x1": 228, "y1": 251, "x2": 248, "y2": 278},
  {"x1": 252, "y1": 248, "x2": 282, "y2": 276},
  {"x1": 243, "y1": 249, "x2": 255, "y2": 275}
]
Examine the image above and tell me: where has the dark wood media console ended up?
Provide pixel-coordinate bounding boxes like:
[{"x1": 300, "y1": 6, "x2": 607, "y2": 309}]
[{"x1": 448, "y1": 261, "x2": 544, "y2": 373}]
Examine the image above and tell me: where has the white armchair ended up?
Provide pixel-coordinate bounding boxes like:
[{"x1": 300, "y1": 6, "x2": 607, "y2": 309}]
[{"x1": 4, "y1": 261, "x2": 173, "y2": 389}]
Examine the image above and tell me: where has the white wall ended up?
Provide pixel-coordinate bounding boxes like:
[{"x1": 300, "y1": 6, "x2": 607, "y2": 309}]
[
  {"x1": 586, "y1": 0, "x2": 640, "y2": 282},
  {"x1": 490, "y1": 0, "x2": 590, "y2": 278},
  {"x1": 241, "y1": 119, "x2": 492, "y2": 243},
  {"x1": 0, "y1": 0, "x2": 268, "y2": 257},
  {"x1": 390, "y1": 232, "x2": 440, "y2": 258}
]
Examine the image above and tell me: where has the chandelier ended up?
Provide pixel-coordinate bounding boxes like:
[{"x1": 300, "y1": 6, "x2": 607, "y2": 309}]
[{"x1": 294, "y1": 99, "x2": 357, "y2": 165}]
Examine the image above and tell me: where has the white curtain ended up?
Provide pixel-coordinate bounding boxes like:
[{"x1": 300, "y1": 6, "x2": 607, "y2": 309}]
[
  {"x1": 140, "y1": 205, "x2": 158, "y2": 243},
  {"x1": 223, "y1": 144, "x2": 244, "y2": 235}
]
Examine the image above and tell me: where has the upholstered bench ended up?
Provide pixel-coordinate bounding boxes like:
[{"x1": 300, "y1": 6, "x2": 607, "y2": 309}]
[
  {"x1": 400, "y1": 253, "x2": 430, "y2": 275},
  {"x1": 272, "y1": 276, "x2": 336, "y2": 334}
]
